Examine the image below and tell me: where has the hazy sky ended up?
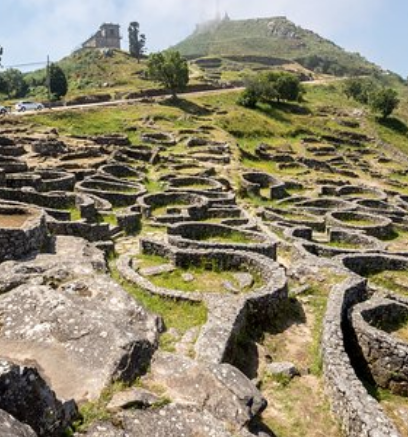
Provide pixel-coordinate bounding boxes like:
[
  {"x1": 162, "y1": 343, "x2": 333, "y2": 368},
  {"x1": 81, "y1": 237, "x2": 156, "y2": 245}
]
[{"x1": 0, "y1": 0, "x2": 406, "y2": 76}]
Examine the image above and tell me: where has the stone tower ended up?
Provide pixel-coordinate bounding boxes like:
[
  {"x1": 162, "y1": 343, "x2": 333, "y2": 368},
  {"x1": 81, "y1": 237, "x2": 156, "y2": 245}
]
[{"x1": 82, "y1": 24, "x2": 121, "y2": 50}]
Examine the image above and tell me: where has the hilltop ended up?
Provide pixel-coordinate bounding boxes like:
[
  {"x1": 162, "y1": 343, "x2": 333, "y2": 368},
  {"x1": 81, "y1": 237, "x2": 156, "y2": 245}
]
[{"x1": 173, "y1": 16, "x2": 380, "y2": 78}]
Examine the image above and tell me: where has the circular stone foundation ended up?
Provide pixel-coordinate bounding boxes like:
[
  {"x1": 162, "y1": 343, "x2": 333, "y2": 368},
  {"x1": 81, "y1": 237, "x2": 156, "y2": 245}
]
[{"x1": 326, "y1": 210, "x2": 393, "y2": 239}]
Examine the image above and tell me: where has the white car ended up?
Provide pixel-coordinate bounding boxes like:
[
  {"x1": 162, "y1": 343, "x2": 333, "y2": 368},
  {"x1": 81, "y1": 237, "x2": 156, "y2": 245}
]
[
  {"x1": 0, "y1": 106, "x2": 8, "y2": 115},
  {"x1": 15, "y1": 101, "x2": 44, "y2": 112}
]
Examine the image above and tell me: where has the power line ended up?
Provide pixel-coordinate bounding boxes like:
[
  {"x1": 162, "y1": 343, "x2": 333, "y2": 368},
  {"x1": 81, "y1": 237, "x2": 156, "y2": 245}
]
[{"x1": 2, "y1": 61, "x2": 47, "y2": 69}]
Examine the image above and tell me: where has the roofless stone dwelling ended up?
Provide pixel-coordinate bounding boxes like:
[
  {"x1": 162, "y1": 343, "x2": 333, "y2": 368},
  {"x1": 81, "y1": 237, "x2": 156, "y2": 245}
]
[{"x1": 2, "y1": 85, "x2": 408, "y2": 436}]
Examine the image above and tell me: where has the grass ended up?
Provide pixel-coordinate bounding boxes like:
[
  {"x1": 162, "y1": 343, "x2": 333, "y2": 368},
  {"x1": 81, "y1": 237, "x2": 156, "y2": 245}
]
[
  {"x1": 69, "y1": 207, "x2": 82, "y2": 222},
  {"x1": 369, "y1": 270, "x2": 408, "y2": 295},
  {"x1": 325, "y1": 240, "x2": 361, "y2": 249},
  {"x1": 369, "y1": 386, "x2": 408, "y2": 437},
  {"x1": 25, "y1": 49, "x2": 155, "y2": 101},
  {"x1": 173, "y1": 17, "x2": 377, "y2": 78},
  {"x1": 74, "y1": 381, "x2": 127, "y2": 432},
  {"x1": 134, "y1": 253, "x2": 171, "y2": 269},
  {"x1": 109, "y1": 258, "x2": 208, "y2": 335},
  {"x1": 198, "y1": 230, "x2": 259, "y2": 244},
  {"x1": 99, "y1": 213, "x2": 117, "y2": 226},
  {"x1": 338, "y1": 218, "x2": 377, "y2": 226},
  {"x1": 257, "y1": 270, "x2": 347, "y2": 437},
  {"x1": 148, "y1": 264, "x2": 262, "y2": 294},
  {"x1": 133, "y1": 249, "x2": 263, "y2": 294},
  {"x1": 151, "y1": 200, "x2": 190, "y2": 216}
]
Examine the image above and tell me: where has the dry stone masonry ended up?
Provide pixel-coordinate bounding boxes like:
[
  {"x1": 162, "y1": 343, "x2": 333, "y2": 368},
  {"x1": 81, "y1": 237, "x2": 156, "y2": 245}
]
[{"x1": 1, "y1": 99, "x2": 408, "y2": 437}]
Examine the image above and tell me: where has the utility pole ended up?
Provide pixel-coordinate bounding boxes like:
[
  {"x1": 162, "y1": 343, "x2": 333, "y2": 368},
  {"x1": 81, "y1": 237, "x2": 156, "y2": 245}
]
[{"x1": 46, "y1": 55, "x2": 51, "y2": 108}]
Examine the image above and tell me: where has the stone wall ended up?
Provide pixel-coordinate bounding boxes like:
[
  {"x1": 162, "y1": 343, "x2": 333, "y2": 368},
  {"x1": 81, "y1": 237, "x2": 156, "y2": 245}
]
[
  {"x1": 321, "y1": 278, "x2": 401, "y2": 437},
  {"x1": 0, "y1": 205, "x2": 48, "y2": 262},
  {"x1": 350, "y1": 297, "x2": 408, "y2": 395}
]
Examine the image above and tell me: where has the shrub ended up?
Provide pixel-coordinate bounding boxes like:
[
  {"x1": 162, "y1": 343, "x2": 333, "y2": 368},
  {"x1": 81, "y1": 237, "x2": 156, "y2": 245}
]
[
  {"x1": 369, "y1": 87, "x2": 399, "y2": 119},
  {"x1": 237, "y1": 71, "x2": 302, "y2": 108}
]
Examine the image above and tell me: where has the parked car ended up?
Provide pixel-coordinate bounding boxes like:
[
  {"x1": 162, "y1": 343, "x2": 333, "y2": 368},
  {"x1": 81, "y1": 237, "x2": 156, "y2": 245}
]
[
  {"x1": 0, "y1": 105, "x2": 8, "y2": 115},
  {"x1": 15, "y1": 101, "x2": 44, "y2": 112}
]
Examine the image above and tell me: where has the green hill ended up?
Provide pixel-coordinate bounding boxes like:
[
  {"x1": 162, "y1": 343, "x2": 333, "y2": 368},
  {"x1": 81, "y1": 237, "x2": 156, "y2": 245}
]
[
  {"x1": 173, "y1": 16, "x2": 380, "y2": 77},
  {"x1": 25, "y1": 49, "x2": 154, "y2": 101}
]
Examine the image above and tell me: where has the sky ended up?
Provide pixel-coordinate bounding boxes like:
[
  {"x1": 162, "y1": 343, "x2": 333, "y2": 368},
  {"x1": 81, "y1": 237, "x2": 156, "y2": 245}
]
[{"x1": 0, "y1": 0, "x2": 407, "y2": 77}]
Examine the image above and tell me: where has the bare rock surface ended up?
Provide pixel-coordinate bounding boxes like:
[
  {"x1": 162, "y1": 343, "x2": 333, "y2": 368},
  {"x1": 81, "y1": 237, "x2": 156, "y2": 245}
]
[
  {"x1": 0, "y1": 409, "x2": 38, "y2": 437},
  {"x1": 80, "y1": 405, "x2": 246, "y2": 437},
  {"x1": 0, "y1": 360, "x2": 77, "y2": 437},
  {"x1": 139, "y1": 263, "x2": 176, "y2": 277},
  {"x1": 106, "y1": 388, "x2": 160, "y2": 412},
  {"x1": 0, "y1": 236, "x2": 160, "y2": 403},
  {"x1": 265, "y1": 361, "x2": 299, "y2": 378},
  {"x1": 233, "y1": 272, "x2": 254, "y2": 289},
  {"x1": 150, "y1": 352, "x2": 266, "y2": 427}
]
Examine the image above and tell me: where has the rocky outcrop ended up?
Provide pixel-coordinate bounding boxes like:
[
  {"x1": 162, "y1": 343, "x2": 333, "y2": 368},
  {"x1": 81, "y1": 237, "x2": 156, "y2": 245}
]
[
  {"x1": 0, "y1": 236, "x2": 161, "y2": 403},
  {"x1": 80, "y1": 405, "x2": 250, "y2": 437},
  {"x1": 0, "y1": 360, "x2": 77, "y2": 437},
  {"x1": 0, "y1": 409, "x2": 37, "y2": 437},
  {"x1": 151, "y1": 352, "x2": 266, "y2": 427}
]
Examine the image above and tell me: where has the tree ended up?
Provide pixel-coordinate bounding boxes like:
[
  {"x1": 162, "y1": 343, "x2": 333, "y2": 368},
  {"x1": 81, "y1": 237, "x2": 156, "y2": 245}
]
[
  {"x1": 343, "y1": 78, "x2": 374, "y2": 104},
  {"x1": 147, "y1": 51, "x2": 189, "y2": 98},
  {"x1": 274, "y1": 72, "x2": 301, "y2": 102},
  {"x1": 49, "y1": 63, "x2": 68, "y2": 100},
  {"x1": 0, "y1": 68, "x2": 28, "y2": 98},
  {"x1": 369, "y1": 88, "x2": 399, "y2": 119},
  {"x1": 0, "y1": 46, "x2": 3, "y2": 66},
  {"x1": 238, "y1": 71, "x2": 302, "y2": 108},
  {"x1": 128, "y1": 22, "x2": 146, "y2": 62}
]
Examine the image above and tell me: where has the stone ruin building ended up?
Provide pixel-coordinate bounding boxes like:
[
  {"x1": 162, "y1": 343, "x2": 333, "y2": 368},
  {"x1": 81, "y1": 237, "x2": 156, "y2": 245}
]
[{"x1": 82, "y1": 23, "x2": 121, "y2": 50}]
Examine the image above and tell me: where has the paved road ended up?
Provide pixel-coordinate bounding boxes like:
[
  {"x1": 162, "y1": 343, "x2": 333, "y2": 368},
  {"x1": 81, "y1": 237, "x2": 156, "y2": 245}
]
[
  {"x1": 7, "y1": 87, "x2": 246, "y2": 117},
  {"x1": 6, "y1": 76, "x2": 344, "y2": 117}
]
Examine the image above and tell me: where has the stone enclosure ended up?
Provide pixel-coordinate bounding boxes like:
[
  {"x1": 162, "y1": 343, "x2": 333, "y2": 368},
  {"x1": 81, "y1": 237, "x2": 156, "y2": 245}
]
[{"x1": 1, "y1": 99, "x2": 408, "y2": 437}]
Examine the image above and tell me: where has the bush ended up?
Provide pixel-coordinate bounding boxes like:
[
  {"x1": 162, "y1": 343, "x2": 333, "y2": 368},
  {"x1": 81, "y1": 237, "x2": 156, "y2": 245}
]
[
  {"x1": 369, "y1": 88, "x2": 399, "y2": 119},
  {"x1": 237, "y1": 88, "x2": 258, "y2": 108},
  {"x1": 237, "y1": 71, "x2": 302, "y2": 108},
  {"x1": 343, "y1": 78, "x2": 374, "y2": 104}
]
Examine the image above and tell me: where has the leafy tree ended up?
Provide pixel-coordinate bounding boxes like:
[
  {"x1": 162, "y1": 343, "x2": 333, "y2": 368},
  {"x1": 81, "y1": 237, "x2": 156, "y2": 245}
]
[
  {"x1": 369, "y1": 88, "x2": 399, "y2": 119},
  {"x1": 274, "y1": 72, "x2": 301, "y2": 102},
  {"x1": 238, "y1": 71, "x2": 302, "y2": 108},
  {"x1": 147, "y1": 51, "x2": 189, "y2": 98},
  {"x1": 0, "y1": 68, "x2": 28, "y2": 98},
  {"x1": 49, "y1": 63, "x2": 68, "y2": 99},
  {"x1": 343, "y1": 78, "x2": 374, "y2": 104},
  {"x1": 237, "y1": 88, "x2": 258, "y2": 108},
  {"x1": 0, "y1": 46, "x2": 3, "y2": 66},
  {"x1": 128, "y1": 22, "x2": 146, "y2": 63}
]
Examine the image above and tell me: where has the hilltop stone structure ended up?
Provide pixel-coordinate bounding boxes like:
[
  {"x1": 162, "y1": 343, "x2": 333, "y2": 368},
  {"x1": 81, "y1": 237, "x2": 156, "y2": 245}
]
[{"x1": 82, "y1": 23, "x2": 121, "y2": 50}]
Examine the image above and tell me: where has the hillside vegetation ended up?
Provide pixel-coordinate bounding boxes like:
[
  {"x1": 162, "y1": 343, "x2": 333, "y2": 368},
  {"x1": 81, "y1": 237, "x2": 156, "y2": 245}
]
[
  {"x1": 173, "y1": 16, "x2": 380, "y2": 77},
  {"x1": 25, "y1": 49, "x2": 155, "y2": 100}
]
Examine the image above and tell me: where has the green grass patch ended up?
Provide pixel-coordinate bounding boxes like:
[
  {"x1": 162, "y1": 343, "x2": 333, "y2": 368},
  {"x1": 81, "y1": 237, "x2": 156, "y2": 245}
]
[
  {"x1": 109, "y1": 258, "x2": 207, "y2": 334},
  {"x1": 325, "y1": 240, "x2": 361, "y2": 249},
  {"x1": 368, "y1": 270, "x2": 408, "y2": 295},
  {"x1": 148, "y1": 264, "x2": 262, "y2": 294},
  {"x1": 197, "y1": 230, "x2": 259, "y2": 244}
]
